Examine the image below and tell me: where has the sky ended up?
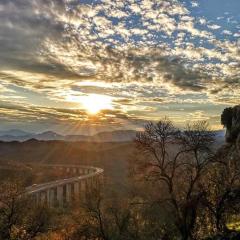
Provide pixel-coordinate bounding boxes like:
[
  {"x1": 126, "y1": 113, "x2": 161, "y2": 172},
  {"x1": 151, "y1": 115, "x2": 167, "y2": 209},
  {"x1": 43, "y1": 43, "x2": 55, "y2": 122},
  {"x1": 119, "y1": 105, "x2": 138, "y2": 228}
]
[{"x1": 0, "y1": 0, "x2": 239, "y2": 134}]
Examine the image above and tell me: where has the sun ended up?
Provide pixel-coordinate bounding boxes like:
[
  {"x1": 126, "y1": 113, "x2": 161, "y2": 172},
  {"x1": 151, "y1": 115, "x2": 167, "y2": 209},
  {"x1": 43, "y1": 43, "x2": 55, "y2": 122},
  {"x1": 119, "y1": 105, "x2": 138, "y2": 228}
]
[
  {"x1": 80, "y1": 94, "x2": 113, "y2": 114},
  {"x1": 66, "y1": 93, "x2": 113, "y2": 114}
]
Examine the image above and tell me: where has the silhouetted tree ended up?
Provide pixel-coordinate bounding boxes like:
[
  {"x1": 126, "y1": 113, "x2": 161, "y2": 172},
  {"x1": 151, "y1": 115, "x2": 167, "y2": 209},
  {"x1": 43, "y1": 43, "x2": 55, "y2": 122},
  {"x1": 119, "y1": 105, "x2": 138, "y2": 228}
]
[{"x1": 135, "y1": 119, "x2": 214, "y2": 240}]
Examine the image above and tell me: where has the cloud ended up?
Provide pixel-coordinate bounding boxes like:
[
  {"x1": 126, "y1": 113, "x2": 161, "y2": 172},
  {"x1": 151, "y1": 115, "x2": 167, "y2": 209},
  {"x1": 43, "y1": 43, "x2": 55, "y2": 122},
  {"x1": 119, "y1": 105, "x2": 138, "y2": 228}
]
[
  {"x1": 0, "y1": 0, "x2": 239, "y2": 131},
  {"x1": 208, "y1": 24, "x2": 221, "y2": 30},
  {"x1": 0, "y1": 100, "x2": 146, "y2": 128},
  {"x1": 0, "y1": 1, "x2": 238, "y2": 86}
]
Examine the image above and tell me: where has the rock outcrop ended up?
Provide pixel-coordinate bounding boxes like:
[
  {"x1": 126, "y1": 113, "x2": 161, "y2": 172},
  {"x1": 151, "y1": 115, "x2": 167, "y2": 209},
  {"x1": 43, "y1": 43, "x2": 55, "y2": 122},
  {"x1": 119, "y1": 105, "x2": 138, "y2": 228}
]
[{"x1": 221, "y1": 105, "x2": 240, "y2": 156}]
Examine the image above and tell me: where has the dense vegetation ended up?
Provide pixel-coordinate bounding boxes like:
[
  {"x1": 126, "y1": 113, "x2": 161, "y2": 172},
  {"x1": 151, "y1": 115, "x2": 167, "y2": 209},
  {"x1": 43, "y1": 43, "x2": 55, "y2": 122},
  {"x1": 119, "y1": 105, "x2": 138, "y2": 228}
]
[{"x1": 1, "y1": 109, "x2": 240, "y2": 240}]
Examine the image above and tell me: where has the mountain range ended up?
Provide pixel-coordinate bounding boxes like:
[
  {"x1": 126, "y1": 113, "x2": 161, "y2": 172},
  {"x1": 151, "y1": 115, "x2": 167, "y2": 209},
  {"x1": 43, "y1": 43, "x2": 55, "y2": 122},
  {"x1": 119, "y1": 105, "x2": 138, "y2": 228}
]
[
  {"x1": 0, "y1": 129, "x2": 225, "y2": 143},
  {"x1": 0, "y1": 130, "x2": 137, "y2": 142}
]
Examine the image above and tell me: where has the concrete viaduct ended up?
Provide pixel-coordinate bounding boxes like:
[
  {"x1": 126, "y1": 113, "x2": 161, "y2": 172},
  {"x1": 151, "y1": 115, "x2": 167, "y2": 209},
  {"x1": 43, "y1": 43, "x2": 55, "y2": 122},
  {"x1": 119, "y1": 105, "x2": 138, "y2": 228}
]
[{"x1": 25, "y1": 164, "x2": 104, "y2": 207}]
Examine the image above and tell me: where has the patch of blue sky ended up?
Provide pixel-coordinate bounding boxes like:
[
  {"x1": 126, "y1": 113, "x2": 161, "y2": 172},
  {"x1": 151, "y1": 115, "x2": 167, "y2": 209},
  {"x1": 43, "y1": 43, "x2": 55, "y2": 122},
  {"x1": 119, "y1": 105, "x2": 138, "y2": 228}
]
[{"x1": 187, "y1": 0, "x2": 239, "y2": 41}]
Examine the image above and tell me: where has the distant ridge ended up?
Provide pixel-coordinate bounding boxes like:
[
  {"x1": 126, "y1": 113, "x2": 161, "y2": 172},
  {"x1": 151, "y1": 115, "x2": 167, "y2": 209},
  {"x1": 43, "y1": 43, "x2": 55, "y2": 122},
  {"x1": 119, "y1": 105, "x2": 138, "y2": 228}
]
[
  {"x1": 35, "y1": 131, "x2": 64, "y2": 141},
  {"x1": 0, "y1": 129, "x2": 32, "y2": 137},
  {"x1": 0, "y1": 129, "x2": 225, "y2": 143},
  {"x1": 0, "y1": 130, "x2": 137, "y2": 142}
]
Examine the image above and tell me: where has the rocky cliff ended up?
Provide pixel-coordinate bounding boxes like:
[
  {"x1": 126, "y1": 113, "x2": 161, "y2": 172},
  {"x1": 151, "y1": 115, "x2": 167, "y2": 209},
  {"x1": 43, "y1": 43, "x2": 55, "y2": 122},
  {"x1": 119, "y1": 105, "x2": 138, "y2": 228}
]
[{"x1": 221, "y1": 105, "x2": 240, "y2": 156}]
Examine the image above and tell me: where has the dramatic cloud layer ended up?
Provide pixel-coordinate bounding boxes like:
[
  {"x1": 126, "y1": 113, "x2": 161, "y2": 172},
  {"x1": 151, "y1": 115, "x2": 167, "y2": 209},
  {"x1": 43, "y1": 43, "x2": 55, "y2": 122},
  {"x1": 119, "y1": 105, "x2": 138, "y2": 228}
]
[{"x1": 0, "y1": 0, "x2": 239, "y2": 133}]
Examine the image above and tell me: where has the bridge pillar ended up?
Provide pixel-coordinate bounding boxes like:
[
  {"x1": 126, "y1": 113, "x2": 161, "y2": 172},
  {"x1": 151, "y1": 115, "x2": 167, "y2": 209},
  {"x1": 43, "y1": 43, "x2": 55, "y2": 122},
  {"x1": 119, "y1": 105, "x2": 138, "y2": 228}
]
[
  {"x1": 47, "y1": 190, "x2": 50, "y2": 206},
  {"x1": 66, "y1": 184, "x2": 72, "y2": 202},
  {"x1": 40, "y1": 191, "x2": 47, "y2": 204},
  {"x1": 85, "y1": 178, "x2": 90, "y2": 190},
  {"x1": 81, "y1": 180, "x2": 86, "y2": 191},
  {"x1": 74, "y1": 182, "x2": 80, "y2": 200},
  {"x1": 80, "y1": 180, "x2": 86, "y2": 200},
  {"x1": 47, "y1": 188, "x2": 55, "y2": 207},
  {"x1": 57, "y1": 186, "x2": 64, "y2": 207},
  {"x1": 35, "y1": 192, "x2": 40, "y2": 205}
]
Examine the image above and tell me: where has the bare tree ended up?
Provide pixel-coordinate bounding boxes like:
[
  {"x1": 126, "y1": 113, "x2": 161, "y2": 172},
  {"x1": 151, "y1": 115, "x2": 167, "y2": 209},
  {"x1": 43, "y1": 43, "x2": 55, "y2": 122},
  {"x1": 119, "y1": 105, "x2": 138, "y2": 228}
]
[
  {"x1": 69, "y1": 184, "x2": 170, "y2": 240},
  {"x1": 135, "y1": 119, "x2": 214, "y2": 240},
  {"x1": 69, "y1": 186, "x2": 132, "y2": 240}
]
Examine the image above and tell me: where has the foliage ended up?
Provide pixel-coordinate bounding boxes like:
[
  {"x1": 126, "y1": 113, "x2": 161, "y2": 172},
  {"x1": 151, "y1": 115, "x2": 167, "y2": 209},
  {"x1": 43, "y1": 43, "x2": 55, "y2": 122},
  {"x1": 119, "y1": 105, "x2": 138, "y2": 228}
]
[
  {"x1": 0, "y1": 181, "x2": 54, "y2": 240},
  {"x1": 1, "y1": 118, "x2": 240, "y2": 240}
]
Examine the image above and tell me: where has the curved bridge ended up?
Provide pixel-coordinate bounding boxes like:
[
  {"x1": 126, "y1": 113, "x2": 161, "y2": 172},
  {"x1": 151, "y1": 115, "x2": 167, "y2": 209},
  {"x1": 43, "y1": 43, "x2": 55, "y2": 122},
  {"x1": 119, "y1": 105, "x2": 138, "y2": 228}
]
[{"x1": 25, "y1": 164, "x2": 104, "y2": 207}]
